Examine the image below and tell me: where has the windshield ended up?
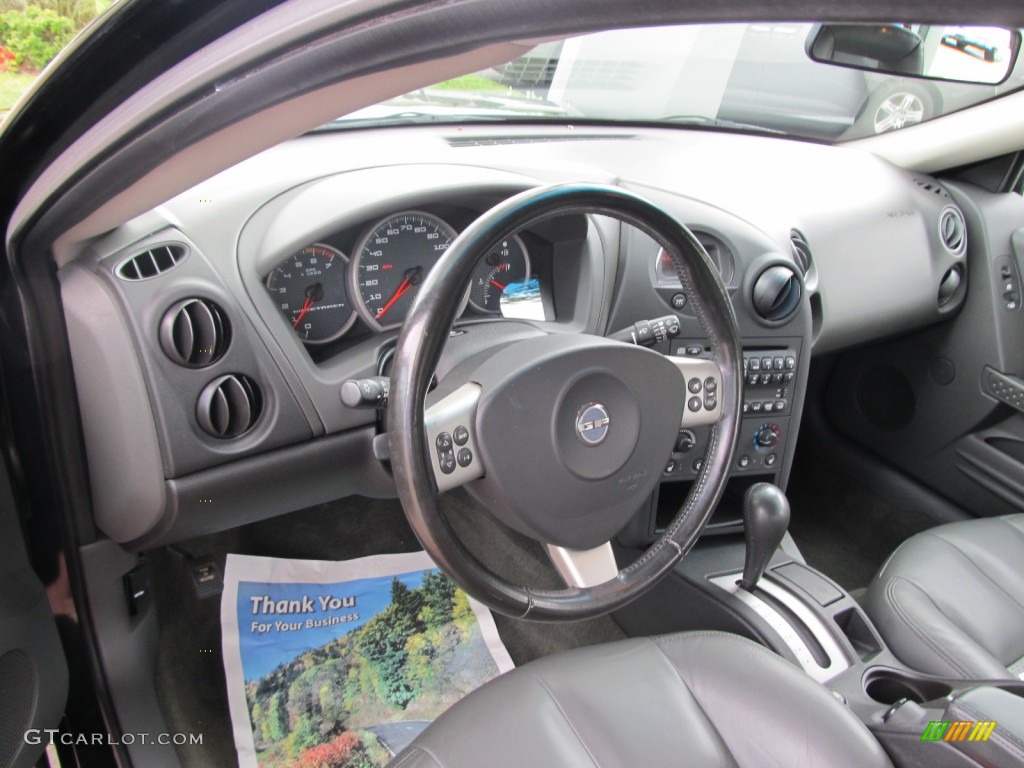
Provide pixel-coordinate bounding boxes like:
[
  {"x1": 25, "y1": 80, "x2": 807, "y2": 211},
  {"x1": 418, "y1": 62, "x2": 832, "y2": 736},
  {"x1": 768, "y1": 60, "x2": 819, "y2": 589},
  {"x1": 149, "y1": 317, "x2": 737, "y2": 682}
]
[{"x1": 327, "y1": 23, "x2": 1024, "y2": 141}]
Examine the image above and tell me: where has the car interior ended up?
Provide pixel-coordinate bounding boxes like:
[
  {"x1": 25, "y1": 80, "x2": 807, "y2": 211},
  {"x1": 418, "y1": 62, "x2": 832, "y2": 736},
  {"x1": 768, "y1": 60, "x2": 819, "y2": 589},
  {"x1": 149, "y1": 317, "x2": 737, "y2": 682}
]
[{"x1": 5, "y1": 1, "x2": 1024, "y2": 767}]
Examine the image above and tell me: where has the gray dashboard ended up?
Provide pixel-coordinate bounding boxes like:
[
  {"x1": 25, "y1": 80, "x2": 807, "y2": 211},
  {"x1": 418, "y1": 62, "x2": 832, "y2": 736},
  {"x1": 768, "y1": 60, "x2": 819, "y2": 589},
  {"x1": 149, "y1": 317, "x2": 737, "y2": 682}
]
[{"x1": 58, "y1": 124, "x2": 968, "y2": 548}]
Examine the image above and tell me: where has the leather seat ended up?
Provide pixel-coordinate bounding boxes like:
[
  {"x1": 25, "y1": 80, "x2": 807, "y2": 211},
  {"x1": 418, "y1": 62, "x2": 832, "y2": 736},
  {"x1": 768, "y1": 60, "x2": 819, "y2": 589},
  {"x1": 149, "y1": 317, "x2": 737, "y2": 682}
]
[
  {"x1": 864, "y1": 514, "x2": 1024, "y2": 680},
  {"x1": 389, "y1": 631, "x2": 890, "y2": 767}
]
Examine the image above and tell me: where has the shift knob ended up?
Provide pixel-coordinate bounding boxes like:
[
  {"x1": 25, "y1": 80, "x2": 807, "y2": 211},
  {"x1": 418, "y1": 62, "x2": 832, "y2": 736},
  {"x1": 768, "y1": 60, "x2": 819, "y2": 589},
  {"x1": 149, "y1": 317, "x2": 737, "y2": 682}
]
[{"x1": 740, "y1": 483, "x2": 790, "y2": 592}]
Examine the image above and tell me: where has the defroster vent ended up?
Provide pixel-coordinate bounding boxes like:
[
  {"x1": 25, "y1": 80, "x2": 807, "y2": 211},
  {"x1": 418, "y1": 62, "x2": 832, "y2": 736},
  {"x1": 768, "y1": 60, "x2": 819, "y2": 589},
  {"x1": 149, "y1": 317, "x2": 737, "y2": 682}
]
[
  {"x1": 160, "y1": 298, "x2": 230, "y2": 367},
  {"x1": 116, "y1": 244, "x2": 187, "y2": 280},
  {"x1": 197, "y1": 374, "x2": 261, "y2": 438}
]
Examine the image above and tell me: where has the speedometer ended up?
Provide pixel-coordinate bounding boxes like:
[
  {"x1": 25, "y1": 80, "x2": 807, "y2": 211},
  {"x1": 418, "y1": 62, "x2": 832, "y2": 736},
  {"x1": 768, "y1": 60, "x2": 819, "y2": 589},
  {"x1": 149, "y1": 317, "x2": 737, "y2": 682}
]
[{"x1": 350, "y1": 211, "x2": 459, "y2": 331}]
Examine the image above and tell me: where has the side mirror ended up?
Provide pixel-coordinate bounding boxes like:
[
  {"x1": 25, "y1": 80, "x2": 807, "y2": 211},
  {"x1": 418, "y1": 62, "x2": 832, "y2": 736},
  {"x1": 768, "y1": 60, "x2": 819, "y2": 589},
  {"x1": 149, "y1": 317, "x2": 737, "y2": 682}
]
[{"x1": 807, "y1": 23, "x2": 1018, "y2": 85}]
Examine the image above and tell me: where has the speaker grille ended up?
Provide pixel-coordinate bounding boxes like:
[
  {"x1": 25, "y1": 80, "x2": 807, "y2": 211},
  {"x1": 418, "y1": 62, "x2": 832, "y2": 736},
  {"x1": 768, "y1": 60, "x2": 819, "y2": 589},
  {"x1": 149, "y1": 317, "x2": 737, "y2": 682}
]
[{"x1": 0, "y1": 650, "x2": 38, "y2": 768}]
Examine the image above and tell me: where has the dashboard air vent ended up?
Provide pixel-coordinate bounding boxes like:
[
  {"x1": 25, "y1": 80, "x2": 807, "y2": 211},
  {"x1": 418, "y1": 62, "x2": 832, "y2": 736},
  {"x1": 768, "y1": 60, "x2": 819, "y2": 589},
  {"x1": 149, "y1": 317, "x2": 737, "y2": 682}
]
[
  {"x1": 116, "y1": 244, "x2": 187, "y2": 280},
  {"x1": 938, "y1": 266, "x2": 963, "y2": 307},
  {"x1": 789, "y1": 229, "x2": 813, "y2": 276},
  {"x1": 913, "y1": 177, "x2": 950, "y2": 198},
  {"x1": 196, "y1": 374, "x2": 261, "y2": 438},
  {"x1": 752, "y1": 265, "x2": 802, "y2": 322},
  {"x1": 160, "y1": 298, "x2": 230, "y2": 367},
  {"x1": 938, "y1": 207, "x2": 967, "y2": 256}
]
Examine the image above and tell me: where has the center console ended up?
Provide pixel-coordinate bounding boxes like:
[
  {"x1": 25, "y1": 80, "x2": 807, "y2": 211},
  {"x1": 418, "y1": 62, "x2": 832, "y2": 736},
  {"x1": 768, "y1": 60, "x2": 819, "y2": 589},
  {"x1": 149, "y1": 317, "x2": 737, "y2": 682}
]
[{"x1": 613, "y1": 483, "x2": 1024, "y2": 768}]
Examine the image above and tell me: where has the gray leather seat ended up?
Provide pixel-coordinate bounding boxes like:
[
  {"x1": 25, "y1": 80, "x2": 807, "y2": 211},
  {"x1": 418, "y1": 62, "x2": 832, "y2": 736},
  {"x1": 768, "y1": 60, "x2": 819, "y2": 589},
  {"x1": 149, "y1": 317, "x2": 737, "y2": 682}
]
[
  {"x1": 389, "y1": 632, "x2": 890, "y2": 767},
  {"x1": 865, "y1": 514, "x2": 1024, "y2": 680}
]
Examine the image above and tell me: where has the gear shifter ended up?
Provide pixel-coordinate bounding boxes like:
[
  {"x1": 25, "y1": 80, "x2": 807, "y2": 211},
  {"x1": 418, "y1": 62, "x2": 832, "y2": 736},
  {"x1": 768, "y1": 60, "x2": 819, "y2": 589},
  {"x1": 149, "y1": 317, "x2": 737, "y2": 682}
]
[{"x1": 740, "y1": 483, "x2": 790, "y2": 592}]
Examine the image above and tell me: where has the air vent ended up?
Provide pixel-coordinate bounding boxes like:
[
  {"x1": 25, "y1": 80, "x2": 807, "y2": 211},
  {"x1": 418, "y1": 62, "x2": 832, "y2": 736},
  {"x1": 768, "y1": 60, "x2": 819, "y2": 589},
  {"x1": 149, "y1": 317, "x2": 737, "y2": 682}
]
[
  {"x1": 196, "y1": 374, "x2": 261, "y2": 438},
  {"x1": 913, "y1": 177, "x2": 950, "y2": 198},
  {"x1": 789, "y1": 229, "x2": 813, "y2": 275},
  {"x1": 752, "y1": 265, "x2": 802, "y2": 322},
  {"x1": 446, "y1": 134, "x2": 631, "y2": 148},
  {"x1": 160, "y1": 298, "x2": 230, "y2": 367},
  {"x1": 938, "y1": 266, "x2": 963, "y2": 307},
  {"x1": 939, "y1": 207, "x2": 967, "y2": 256},
  {"x1": 116, "y1": 244, "x2": 187, "y2": 280}
]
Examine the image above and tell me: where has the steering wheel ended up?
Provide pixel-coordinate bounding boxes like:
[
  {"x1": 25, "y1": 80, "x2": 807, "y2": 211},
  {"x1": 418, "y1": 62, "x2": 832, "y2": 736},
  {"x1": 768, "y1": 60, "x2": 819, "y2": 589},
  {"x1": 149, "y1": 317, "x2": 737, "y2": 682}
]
[{"x1": 388, "y1": 184, "x2": 742, "y2": 620}]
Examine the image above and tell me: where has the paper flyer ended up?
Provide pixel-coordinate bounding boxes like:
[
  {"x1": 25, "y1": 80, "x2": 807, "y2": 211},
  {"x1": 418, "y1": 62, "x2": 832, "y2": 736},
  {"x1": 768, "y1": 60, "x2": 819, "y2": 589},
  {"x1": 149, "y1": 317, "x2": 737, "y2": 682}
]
[{"x1": 221, "y1": 551, "x2": 515, "y2": 768}]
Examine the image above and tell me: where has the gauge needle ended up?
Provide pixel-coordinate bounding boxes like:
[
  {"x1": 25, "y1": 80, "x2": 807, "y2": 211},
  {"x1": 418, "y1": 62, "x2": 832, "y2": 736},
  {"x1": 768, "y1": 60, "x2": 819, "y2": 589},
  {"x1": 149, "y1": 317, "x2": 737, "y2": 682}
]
[
  {"x1": 292, "y1": 283, "x2": 324, "y2": 328},
  {"x1": 377, "y1": 267, "x2": 422, "y2": 319},
  {"x1": 490, "y1": 279, "x2": 507, "y2": 291}
]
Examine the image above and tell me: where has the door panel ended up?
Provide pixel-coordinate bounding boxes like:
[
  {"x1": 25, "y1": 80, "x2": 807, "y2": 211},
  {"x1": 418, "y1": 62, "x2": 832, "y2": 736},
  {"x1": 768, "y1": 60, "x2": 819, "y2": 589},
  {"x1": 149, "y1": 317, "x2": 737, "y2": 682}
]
[{"x1": 0, "y1": 389, "x2": 68, "y2": 767}]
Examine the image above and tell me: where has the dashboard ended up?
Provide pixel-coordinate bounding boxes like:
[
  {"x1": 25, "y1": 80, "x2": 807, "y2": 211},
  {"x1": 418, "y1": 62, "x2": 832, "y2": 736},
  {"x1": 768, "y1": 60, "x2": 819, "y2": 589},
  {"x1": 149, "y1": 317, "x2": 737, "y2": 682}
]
[{"x1": 58, "y1": 124, "x2": 969, "y2": 549}]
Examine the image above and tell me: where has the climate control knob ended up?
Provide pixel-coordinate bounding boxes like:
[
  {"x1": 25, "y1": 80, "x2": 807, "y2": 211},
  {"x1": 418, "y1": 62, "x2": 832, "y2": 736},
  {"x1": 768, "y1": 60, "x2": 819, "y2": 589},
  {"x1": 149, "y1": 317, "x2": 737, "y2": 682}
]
[{"x1": 754, "y1": 423, "x2": 781, "y2": 449}]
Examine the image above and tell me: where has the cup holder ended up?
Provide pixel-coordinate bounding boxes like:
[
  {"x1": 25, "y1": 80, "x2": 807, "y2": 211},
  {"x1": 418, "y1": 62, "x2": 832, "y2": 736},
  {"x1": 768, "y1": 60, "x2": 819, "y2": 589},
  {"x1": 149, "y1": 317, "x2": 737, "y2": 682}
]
[{"x1": 864, "y1": 668, "x2": 953, "y2": 705}]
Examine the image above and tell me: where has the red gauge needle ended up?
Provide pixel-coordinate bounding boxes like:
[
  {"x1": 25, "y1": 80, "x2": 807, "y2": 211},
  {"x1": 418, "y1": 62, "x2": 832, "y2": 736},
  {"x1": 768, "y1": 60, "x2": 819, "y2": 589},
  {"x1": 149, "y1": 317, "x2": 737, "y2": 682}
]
[
  {"x1": 292, "y1": 282, "x2": 324, "y2": 328},
  {"x1": 490, "y1": 279, "x2": 507, "y2": 291},
  {"x1": 376, "y1": 267, "x2": 423, "y2": 319},
  {"x1": 292, "y1": 296, "x2": 313, "y2": 328}
]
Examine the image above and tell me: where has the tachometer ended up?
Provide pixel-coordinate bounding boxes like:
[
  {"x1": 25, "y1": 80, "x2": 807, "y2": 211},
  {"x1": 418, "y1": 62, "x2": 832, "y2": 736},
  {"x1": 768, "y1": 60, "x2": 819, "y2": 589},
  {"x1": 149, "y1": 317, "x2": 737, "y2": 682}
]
[
  {"x1": 468, "y1": 235, "x2": 531, "y2": 314},
  {"x1": 351, "y1": 211, "x2": 459, "y2": 331},
  {"x1": 266, "y1": 244, "x2": 356, "y2": 344}
]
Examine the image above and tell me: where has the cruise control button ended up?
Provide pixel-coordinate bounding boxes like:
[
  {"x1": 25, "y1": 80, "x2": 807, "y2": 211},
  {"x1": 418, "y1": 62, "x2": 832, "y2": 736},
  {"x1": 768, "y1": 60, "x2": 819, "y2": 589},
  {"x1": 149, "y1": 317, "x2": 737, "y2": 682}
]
[
  {"x1": 704, "y1": 377, "x2": 718, "y2": 393},
  {"x1": 453, "y1": 426, "x2": 469, "y2": 446},
  {"x1": 436, "y1": 433, "x2": 453, "y2": 452},
  {"x1": 703, "y1": 396, "x2": 717, "y2": 410},
  {"x1": 688, "y1": 396, "x2": 702, "y2": 412},
  {"x1": 457, "y1": 448, "x2": 473, "y2": 467},
  {"x1": 688, "y1": 377, "x2": 703, "y2": 394},
  {"x1": 439, "y1": 451, "x2": 456, "y2": 474}
]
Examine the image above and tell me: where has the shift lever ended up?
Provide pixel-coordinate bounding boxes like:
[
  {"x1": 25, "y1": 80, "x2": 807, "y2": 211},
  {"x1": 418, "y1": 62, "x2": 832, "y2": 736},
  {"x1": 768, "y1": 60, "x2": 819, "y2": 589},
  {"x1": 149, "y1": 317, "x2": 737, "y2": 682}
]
[{"x1": 740, "y1": 483, "x2": 790, "y2": 592}]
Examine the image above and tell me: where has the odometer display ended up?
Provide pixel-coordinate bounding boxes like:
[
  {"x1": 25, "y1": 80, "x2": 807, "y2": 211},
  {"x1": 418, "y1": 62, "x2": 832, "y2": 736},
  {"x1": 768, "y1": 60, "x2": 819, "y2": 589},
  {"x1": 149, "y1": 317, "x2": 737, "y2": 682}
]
[
  {"x1": 351, "y1": 211, "x2": 459, "y2": 331},
  {"x1": 266, "y1": 244, "x2": 356, "y2": 343}
]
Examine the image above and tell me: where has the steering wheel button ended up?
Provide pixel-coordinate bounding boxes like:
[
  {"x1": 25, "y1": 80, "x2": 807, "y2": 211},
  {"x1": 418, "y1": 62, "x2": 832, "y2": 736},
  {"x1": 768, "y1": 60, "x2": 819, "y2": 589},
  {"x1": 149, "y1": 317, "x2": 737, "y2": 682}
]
[
  {"x1": 704, "y1": 377, "x2": 718, "y2": 393},
  {"x1": 687, "y1": 396, "x2": 702, "y2": 412},
  {"x1": 453, "y1": 426, "x2": 469, "y2": 446},
  {"x1": 687, "y1": 377, "x2": 702, "y2": 394},
  {"x1": 703, "y1": 395, "x2": 717, "y2": 410},
  {"x1": 457, "y1": 448, "x2": 473, "y2": 467},
  {"x1": 439, "y1": 451, "x2": 457, "y2": 474},
  {"x1": 436, "y1": 432, "x2": 453, "y2": 451}
]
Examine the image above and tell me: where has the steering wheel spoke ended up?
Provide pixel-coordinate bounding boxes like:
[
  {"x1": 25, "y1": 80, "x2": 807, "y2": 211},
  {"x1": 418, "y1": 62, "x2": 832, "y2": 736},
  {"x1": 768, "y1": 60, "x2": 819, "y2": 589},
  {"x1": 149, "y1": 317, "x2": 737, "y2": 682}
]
[
  {"x1": 670, "y1": 356, "x2": 724, "y2": 427},
  {"x1": 424, "y1": 382, "x2": 485, "y2": 492},
  {"x1": 546, "y1": 542, "x2": 619, "y2": 588}
]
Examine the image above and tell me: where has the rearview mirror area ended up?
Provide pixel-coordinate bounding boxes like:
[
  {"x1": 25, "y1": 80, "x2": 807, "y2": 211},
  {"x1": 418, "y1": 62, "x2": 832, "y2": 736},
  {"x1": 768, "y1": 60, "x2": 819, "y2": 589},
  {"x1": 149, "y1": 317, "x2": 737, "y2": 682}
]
[{"x1": 808, "y1": 24, "x2": 1019, "y2": 85}]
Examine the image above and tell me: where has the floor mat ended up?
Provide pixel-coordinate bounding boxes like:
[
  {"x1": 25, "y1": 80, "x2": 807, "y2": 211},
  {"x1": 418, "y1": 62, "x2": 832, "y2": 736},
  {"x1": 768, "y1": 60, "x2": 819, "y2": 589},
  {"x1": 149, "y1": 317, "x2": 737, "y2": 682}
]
[
  {"x1": 221, "y1": 551, "x2": 513, "y2": 767},
  {"x1": 152, "y1": 492, "x2": 625, "y2": 768},
  {"x1": 786, "y1": 432, "x2": 937, "y2": 591}
]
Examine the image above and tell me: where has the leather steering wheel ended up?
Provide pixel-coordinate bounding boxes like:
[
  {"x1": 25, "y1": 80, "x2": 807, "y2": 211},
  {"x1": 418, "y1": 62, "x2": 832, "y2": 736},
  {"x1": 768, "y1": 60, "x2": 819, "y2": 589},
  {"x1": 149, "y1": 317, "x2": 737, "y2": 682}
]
[{"x1": 389, "y1": 184, "x2": 742, "y2": 620}]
